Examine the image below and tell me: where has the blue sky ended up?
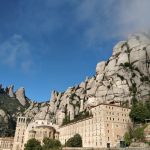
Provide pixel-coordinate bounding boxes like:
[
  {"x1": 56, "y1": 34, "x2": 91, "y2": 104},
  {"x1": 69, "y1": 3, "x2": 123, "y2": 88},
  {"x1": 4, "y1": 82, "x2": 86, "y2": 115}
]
[{"x1": 0, "y1": 0, "x2": 149, "y2": 101}]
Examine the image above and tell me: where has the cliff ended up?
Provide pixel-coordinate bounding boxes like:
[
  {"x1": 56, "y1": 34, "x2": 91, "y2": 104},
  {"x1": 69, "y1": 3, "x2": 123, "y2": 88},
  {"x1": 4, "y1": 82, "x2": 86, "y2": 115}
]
[{"x1": 24, "y1": 33, "x2": 150, "y2": 125}]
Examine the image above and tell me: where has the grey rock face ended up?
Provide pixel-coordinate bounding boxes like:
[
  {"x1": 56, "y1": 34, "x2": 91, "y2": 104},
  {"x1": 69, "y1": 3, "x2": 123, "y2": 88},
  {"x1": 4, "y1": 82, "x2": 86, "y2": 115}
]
[
  {"x1": 24, "y1": 33, "x2": 150, "y2": 125},
  {"x1": 96, "y1": 61, "x2": 106, "y2": 74},
  {"x1": 8, "y1": 85, "x2": 15, "y2": 98},
  {"x1": 16, "y1": 87, "x2": 27, "y2": 106},
  {"x1": 0, "y1": 109, "x2": 9, "y2": 124}
]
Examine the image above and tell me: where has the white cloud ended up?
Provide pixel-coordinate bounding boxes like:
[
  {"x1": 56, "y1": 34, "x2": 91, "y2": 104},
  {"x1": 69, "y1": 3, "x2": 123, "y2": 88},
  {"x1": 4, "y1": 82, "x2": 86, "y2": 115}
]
[
  {"x1": 74, "y1": 0, "x2": 150, "y2": 46},
  {"x1": 0, "y1": 34, "x2": 33, "y2": 71},
  {"x1": 117, "y1": 0, "x2": 150, "y2": 36}
]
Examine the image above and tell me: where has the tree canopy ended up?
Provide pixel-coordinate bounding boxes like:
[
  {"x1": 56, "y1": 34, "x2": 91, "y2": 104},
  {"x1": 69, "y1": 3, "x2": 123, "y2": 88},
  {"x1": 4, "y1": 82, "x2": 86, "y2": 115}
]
[
  {"x1": 42, "y1": 137, "x2": 61, "y2": 150},
  {"x1": 24, "y1": 138, "x2": 61, "y2": 150},
  {"x1": 124, "y1": 132, "x2": 131, "y2": 146},
  {"x1": 130, "y1": 101, "x2": 150, "y2": 123},
  {"x1": 66, "y1": 134, "x2": 82, "y2": 147},
  {"x1": 24, "y1": 138, "x2": 42, "y2": 150}
]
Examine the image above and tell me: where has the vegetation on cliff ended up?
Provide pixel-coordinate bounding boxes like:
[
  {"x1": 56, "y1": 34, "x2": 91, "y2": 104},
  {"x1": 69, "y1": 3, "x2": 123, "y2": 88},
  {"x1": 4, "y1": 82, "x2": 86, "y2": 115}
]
[
  {"x1": 130, "y1": 100, "x2": 150, "y2": 123},
  {"x1": 0, "y1": 86, "x2": 28, "y2": 137}
]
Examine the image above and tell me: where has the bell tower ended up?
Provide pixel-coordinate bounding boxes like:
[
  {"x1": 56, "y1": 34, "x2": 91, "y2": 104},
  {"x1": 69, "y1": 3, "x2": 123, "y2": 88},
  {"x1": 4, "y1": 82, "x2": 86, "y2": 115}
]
[{"x1": 13, "y1": 117, "x2": 27, "y2": 150}]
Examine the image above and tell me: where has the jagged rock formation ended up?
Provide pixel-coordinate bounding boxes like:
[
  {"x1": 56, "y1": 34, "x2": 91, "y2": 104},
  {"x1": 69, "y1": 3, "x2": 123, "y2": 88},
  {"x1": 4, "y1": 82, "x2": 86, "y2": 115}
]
[
  {"x1": 16, "y1": 87, "x2": 27, "y2": 106},
  {"x1": 8, "y1": 85, "x2": 15, "y2": 98},
  {"x1": 23, "y1": 33, "x2": 150, "y2": 125}
]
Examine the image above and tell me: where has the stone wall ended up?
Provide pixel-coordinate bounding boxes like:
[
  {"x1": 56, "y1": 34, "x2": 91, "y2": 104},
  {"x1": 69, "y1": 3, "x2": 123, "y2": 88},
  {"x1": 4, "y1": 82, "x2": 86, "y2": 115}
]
[
  {"x1": 63, "y1": 147, "x2": 150, "y2": 150},
  {"x1": 59, "y1": 104, "x2": 131, "y2": 148}
]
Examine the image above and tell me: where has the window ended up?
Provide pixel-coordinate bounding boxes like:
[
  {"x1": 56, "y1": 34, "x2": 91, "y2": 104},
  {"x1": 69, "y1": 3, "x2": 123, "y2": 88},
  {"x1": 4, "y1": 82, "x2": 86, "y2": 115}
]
[
  {"x1": 108, "y1": 137, "x2": 109, "y2": 141},
  {"x1": 108, "y1": 130, "x2": 109, "y2": 133}
]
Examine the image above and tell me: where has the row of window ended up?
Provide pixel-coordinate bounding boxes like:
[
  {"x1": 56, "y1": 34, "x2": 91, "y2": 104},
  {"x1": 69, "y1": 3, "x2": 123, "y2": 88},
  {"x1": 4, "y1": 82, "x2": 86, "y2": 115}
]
[
  {"x1": 0, "y1": 143, "x2": 12, "y2": 148},
  {"x1": 106, "y1": 117, "x2": 129, "y2": 122}
]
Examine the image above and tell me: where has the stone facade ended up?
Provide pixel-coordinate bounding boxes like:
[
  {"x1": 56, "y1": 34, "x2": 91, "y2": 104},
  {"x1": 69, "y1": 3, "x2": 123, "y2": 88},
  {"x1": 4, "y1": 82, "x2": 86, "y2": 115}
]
[
  {"x1": 12, "y1": 117, "x2": 59, "y2": 150},
  {"x1": 12, "y1": 117, "x2": 27, "y2": 150},
  {"x1": 59, "y1": 104, "x2": 131, "y2": 148},
  {"x1": 12, "y1": 104, "x2": 131, "y2": 149},
  {"x1": 0, "y1": 137, "x2": 14, "y2": 150}
]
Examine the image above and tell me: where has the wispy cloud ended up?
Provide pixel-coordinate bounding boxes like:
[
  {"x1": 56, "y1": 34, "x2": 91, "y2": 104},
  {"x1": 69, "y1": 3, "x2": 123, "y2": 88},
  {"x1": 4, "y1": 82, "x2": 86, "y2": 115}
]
[
  {"x1": 1, "y1": 0, "x2": 149, "y2": 61},
  {"x1": 0, "y1": 34, "x2": 33, "y2": 72},
  {"x1": 74, "y1": 0, "x2": 150, "y2": 46},
  {"x1": 117, "y1": 0, "x2": 150, "y2": 36}
]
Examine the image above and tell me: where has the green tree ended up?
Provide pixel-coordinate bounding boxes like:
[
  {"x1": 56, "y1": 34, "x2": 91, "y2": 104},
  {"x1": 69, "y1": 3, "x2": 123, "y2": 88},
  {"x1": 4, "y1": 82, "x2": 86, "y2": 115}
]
[
  {"x1": 66, "y1": 137, "x2": 74, "y2": 147},
  {"x1": 130, "y1": 102, "x2": 149, "y2": 123},
  {"x1": 66, "y1": 134, "x2": 82, "y2": 147},
  {"x1": 133, "y1": 127, "x2": 145, "y2": 142},
  {"x1": 42, "y1": 137, "x2": 61, "y2": 150},
  {"x1": 124, "y1": 132, "x2": 131, "y2": 146},
  {"x1": 53, "y1": 139, "x2": 61, "y2": 148},
  {"x1": 62, "y1": 115, "x2": 70, "y2": 125},
  {"x1": 24, "y1": 138, "x2": 42, "y2": 150}
]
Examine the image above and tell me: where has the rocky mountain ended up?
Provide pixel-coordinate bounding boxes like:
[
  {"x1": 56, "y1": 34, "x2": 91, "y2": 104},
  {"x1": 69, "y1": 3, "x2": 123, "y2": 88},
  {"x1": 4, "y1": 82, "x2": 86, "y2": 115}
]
[
  {"x1": 23, "y1": 33, "x2": 150, "y2": 126},
  {"x1": 0, "y1": 85, "x2": 30, "y2": 136},
  {"x1": 0, "y1": 33, "x2": 149, "y2": 135}
]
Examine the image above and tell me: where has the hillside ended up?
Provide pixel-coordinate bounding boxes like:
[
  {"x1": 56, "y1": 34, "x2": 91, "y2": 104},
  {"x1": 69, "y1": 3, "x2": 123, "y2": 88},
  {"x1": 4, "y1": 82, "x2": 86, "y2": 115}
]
[{"x1": 0, "y1": 86, "x2": 30, "y2": 136}]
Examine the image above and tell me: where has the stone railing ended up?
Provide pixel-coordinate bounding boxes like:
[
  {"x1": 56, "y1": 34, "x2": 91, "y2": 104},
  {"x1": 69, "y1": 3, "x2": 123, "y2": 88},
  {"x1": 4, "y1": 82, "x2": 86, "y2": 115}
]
[{"x1": 63, "y1": 147, "x2": 150, "y2": 150}]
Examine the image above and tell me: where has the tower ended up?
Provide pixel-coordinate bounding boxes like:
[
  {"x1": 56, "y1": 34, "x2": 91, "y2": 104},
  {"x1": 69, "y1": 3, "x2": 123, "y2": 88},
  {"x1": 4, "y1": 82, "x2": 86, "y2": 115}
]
[{"x1": 13, "y1": 117, "x2": 27, "y2": 150}]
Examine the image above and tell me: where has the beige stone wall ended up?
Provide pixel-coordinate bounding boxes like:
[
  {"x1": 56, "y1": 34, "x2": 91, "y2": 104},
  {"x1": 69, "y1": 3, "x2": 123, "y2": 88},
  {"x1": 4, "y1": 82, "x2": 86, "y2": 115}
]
[
  {"x1": 33, "y1": 126, "x2": 55, "y2": 144},
  {"x1": 23, "y1": 119, "x2": 59, "y2": 145},
  {"x1": 144, "y1": 123, "x2": 150, "y2": 142},
  {"x1": 12, "y1": 104, "x2": 131, "y2": 149},
  {"x1": 59, "y1": 117, "x2": 93, "y2": 147},
  {"x1": 12, "y1": 117, "x2": 27, "y2": 150},
  {"x1": 0, "y1": 137, "x2": 14, "y2": 150},
  {"x1": 95, "y1": 104, "x2": 131, "y2": 148},
  {"x1": 59, "y1": 104, "x2": 131, "y2": 148},
  {"x1": 13, "y1": 118, "x2": 59, "y2": 150}
]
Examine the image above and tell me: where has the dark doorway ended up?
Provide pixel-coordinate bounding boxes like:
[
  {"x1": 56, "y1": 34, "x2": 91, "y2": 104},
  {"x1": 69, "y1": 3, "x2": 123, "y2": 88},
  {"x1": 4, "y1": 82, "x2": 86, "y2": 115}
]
[
  {"x1": 120, "y1": 141, "x2": 126, "y2": 148},
  {"x1": 107, "y1": 143, "x2": 110, "y2": 148}
]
